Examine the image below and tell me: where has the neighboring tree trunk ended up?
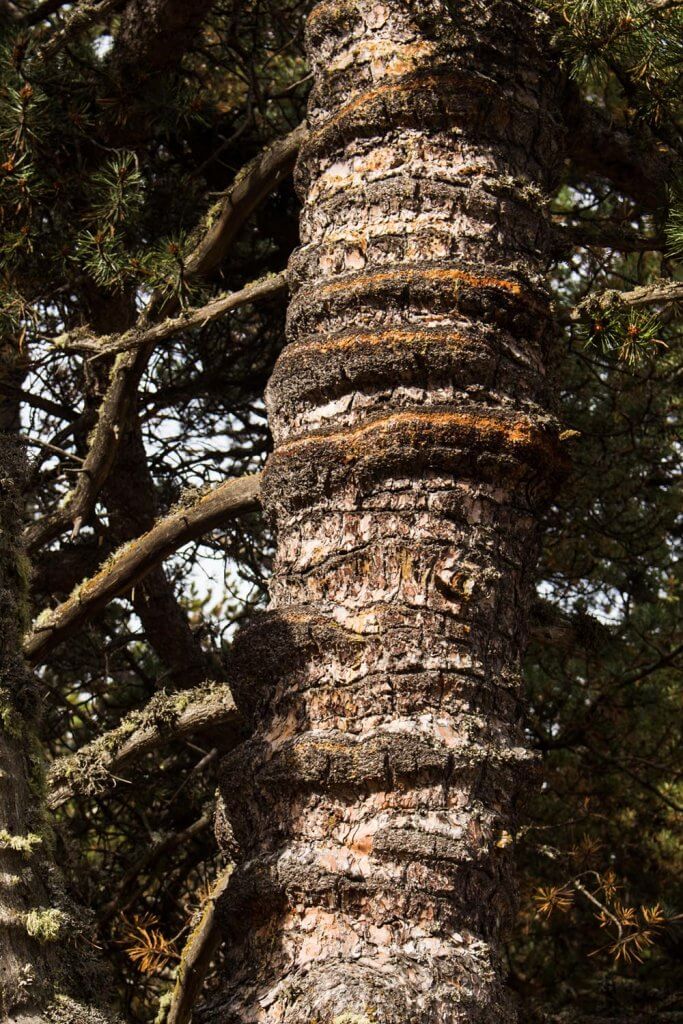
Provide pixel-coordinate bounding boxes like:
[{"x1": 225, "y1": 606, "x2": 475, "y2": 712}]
[
  {"x1": 0, "y1": 426, "x2": 112, "y2": 1021},
  {"x1": 87, "y1": 294, "x2": 219, "y2": 689},
  {"x1": 102, "y1": 415, "x2": 222, "y2": 689},
  {"x1": 214, "y1": 1, "x2": 565, "y2": 1021}
]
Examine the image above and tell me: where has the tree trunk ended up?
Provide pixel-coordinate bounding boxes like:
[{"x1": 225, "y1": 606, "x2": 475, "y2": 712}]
[
  {"x1": 0, "y1": 431, "x2": 112, "y2": 1021},
  {"x1": 214, "y1": 2, "x2": 564, "y2": 1021}
]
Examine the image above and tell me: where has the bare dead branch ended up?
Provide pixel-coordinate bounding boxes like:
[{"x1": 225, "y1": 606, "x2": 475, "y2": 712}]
[
  {"x1": 100, "y1": 810, "x2": 214, "y2": 925},
  {"x1": 19, "y1": 433, "x2": 84, "y2": 464},
  {"x1": 24, "y1": 340, "x2": 150, "y2": 552},
  {"x1": 101, "y1": 414, "x2": 222, "y2": 688},
  {"x1": 0, "y1": 381, "x2": 75, "y2": 421},
  {"x1": 26, "y1": 472, "x2": 261, "y2": 664}
]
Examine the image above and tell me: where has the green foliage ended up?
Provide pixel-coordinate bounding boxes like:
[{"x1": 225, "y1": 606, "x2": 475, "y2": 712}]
[
  {"x1": 543, "y1": 0, "x2": 683, "y2": 124},
  {"x1": 511, "y1": 153, "x2": 682, "y2": 1019},
  {"x1": 584, "y1": 307, "x2": 665, "y2": 364},
  {"x1": 665, "y1": 187, "x2": 683, "y2": 260}
]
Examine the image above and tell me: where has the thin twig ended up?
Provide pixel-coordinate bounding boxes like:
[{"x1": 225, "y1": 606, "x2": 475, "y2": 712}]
[{"x1": 19, "y1": 433, "x2": 84, "y2": 464}]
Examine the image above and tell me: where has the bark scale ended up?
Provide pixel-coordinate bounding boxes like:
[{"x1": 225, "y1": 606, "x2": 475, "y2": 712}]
[{"x1": 214, "y1": 3, "x2": 564, "y2": 1021}]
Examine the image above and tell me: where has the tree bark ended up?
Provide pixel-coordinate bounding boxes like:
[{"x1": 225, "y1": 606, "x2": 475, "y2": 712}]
[
  {"x1": 0, "y1": 434, "x2": 113, "y2": 1021},
  {"x1": 213, "y1": 2, "x2": 564, "y2": 1022},
  {"x1": 101, "y1": 415, "x2": 222, "y2": 689},
  {"x1": 112, "y1": 0, "x2": 216, "y2": 78}
]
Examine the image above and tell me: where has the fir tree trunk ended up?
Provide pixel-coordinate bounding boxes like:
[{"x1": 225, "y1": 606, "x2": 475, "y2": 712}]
[
  {"x1": 0, "y1": 424, "x2": 112, "y2": 1018},
  {"x1": 215, "y1": 2, "x2": 564, "y2": 1021},
  {"x1": 0, "y1": 432, "x2": 56, "y2": 1018}
]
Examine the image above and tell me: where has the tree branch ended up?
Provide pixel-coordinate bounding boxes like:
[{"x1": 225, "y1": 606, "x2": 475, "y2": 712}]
[
  {"x1": 165, "y1": 867, "x2": 232, "y2": 1024},
  {"x1": 184, "y1": 124, "x2": 306, "y2": 280},
  {"x1": 0, "y1": 381, "x2": 75, "y2": 422},
  {"x1": 100, "y1": 809, "x2": 214, "y2": 925},
  {"x1": 26, "y1": 472, "x2": 261, "y2": 665},
  {"x1": 24, "y1": 122, "x2": 300, "y2": 553},
  {"x1": 101, "y1": 411, "x2": 223, "y2": 687},
  {"x1": 563, "y1": 84, "x2": 675, "y2": 210},
  {"x1": 35, "y1": 0, "x2": 127, "y2": 60},
  {"x1": 111, "y1": 0, "x2": 216, "y2": 77},
  {"x1": 18, "y1": 0, "x2": 70, "y2": 26},
  {"x1": 557, "y1": 220, "x2": 666, "y2": 253},
  {"x1": 612, "y1": 279, "x2": 683, "y2": 309},
  {"x1": 569, "y1": 279, "x2": 683, "y2": 324},
  {"x1": 57, "y1": 272, "x2": 288, "y2": 359},
  {"x1": 47, "y1": 681, "x2": 242, "y2": 810},
  {"x1": 24, "y1": 339, "x2": 150, "y2": 552}
]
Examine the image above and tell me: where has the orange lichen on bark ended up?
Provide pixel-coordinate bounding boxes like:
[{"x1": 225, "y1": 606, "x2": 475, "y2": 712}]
[
  {"x1": 279, "y1": 328, "x2": 472, "y2": 360},
  {"x1": 310, "y1": 264, "x2": 542, "y2": 304},
  {"x1": 276, "y1": 409, "x2": 556, "y2": 460}
]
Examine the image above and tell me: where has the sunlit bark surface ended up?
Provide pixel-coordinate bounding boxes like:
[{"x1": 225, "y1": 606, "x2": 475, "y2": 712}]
[{"x1": 213, "y1": 2, "x2": 564, "y2": 1021}]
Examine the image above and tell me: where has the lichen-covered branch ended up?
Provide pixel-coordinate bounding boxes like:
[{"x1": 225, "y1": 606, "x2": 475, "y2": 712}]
[
  {"x1": 604, "y1": 279, "x2": 683, "y2": 309},
  {"x1": 48, "y1": 681, "x2": 241, "y2": 809},
  {"x1": 32, "y1": 0, "x2": 127, "y2": 60},
  {"x1": 183, "y1": 124, "x2": 305, "y2": 279},
  {"x1": 569, "y1": 279, "x2": 683, "y2": 325},
  {"x1": 26, "y1": 473, "x2": 261, "y2": 665},
  {"x1": 165, "y1": 868, "x2": 233, "y2": 1024},
  {"x1": 56, "y1": 273, "x2": 288, "y2": 358}
]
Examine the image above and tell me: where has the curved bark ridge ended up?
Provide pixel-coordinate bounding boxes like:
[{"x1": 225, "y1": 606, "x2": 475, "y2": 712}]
[{"x1": 213, "y1": 2, "x2": 563, "y2": 1022}]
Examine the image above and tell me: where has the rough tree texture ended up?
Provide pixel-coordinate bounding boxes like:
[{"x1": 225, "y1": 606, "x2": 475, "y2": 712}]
[
  {"x1": 0, "y1": 433, "x2": 111, "y2": 1022},
  {"x1": 212, "y1": 2, "x2": 564, "y2": 1021},
  {"x1": 0, "y1": 433, "x2": 54, "y2": 1016},
  {"x1": 113, "y1": 0, "x2": 217, "y2": 77}
]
